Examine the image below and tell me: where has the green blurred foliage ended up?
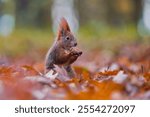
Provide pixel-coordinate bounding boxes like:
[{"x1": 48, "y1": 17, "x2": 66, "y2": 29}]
[
  {"x1": 0, "y1": 28, "x2": 53, "y2": 57},
  {"x1": 0, "y1": 0, "x2": 149, "y2": 59},
  {"x1": 0, "y1": 25, "x2": 149, "y2": 59}
]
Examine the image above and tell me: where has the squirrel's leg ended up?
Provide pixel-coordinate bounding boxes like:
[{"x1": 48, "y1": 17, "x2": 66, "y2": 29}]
[
  {"x1": 45, "y1": 58, "x2": 56, "y2": 74},
  {"x1": 64, "y1": 65, "x2": 76, "y2": 78}
]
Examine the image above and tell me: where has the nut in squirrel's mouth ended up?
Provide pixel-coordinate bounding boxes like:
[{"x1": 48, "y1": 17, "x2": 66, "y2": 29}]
[
  {"x1": 80, "y1": 51, "x2": 82, "y2": 55},
  {"x1": 74, "y1": 51, "x2": 82, "y2": 56},
  {"x1": 78, "y1": 51, "x2": 82, "y2": 56}
]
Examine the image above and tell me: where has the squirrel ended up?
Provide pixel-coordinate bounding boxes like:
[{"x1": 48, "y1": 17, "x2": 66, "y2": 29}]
[{"x1": 45, "y1": 18, "x2": 82, "y2": 78}]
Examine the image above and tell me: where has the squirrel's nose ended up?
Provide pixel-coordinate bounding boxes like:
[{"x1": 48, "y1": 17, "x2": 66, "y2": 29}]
[{"x1": 74, "y1": 43, "x2": 77, "y2": 46}]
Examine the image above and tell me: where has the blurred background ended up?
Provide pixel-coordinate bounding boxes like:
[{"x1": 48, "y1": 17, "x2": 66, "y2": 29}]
[{"x1": 0, "y1": 0, "x2": 150, "y2": 63}]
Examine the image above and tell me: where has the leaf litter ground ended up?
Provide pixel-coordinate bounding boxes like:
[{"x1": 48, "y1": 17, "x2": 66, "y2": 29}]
[{"x1": 0, "y1": 44, "x2": 149, "y2": 100}]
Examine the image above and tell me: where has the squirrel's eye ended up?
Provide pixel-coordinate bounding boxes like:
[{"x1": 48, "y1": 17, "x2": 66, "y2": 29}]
[{"x1": 66, "y1": 37, "x2": 70, "y2": 40}]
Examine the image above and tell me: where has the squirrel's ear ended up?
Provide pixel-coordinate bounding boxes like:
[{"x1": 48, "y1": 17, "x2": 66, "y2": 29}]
[
  {"x1": 59, "y1": 18, "x2": 70, "y2": 32},
  {"x1": 57, "y1": 18, "x2": 70, "y2": 39}
]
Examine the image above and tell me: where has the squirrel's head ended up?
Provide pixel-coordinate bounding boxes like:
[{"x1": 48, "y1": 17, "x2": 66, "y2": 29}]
[{"x1": 57, "y1": 18, "x2": 77, "y2": 49}]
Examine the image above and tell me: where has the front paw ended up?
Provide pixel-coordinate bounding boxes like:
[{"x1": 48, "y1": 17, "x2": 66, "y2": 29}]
[{"x1": 70, "y1": 47, "x2": 82, "y2": 56}]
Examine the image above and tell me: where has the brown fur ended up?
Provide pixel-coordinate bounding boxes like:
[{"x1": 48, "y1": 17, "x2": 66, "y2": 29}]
[{"x1": 45, "y1": 18, "x2": 82, "y2": 78}]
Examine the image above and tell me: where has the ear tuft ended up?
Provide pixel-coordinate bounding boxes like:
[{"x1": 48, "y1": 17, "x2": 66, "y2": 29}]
[
  {"x1": 59, "y1": 17, "x2": 70, "y2": 32},
  {"x1": 57, "y1": 17, "x2": 70, "y2": 39}
]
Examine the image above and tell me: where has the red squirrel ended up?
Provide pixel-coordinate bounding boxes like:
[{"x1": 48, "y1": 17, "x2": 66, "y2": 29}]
[{"x1": 45, "y1": 18, "x2": 82, "y2": 78}]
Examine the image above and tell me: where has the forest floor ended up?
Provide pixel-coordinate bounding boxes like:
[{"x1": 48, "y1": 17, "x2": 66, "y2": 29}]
[{"x1": 0, "y1": 43, "x2": 149, "y2": 100}]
